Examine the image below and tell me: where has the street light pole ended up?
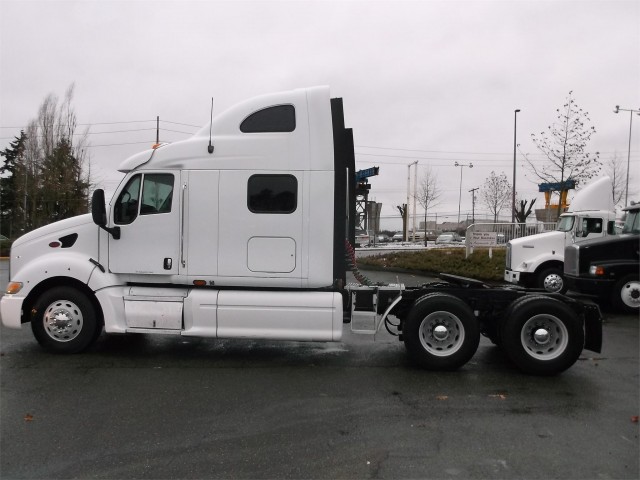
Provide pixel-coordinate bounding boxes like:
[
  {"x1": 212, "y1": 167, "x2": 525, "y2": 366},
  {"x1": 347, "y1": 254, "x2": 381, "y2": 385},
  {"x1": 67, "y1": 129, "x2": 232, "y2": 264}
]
[
  {"x1": 454, "y1": 161, "x2": 473, "y2": 227},
  {"x1": 469, "y1": 187, "x2": 479, "y2": 224},
  {"x1": 406, "y1": 160, "x2": 418, "y2": 241},
  {"x1": 512, "y1": 109, "x2": 521, "y2": 223},
  {"x1": 614, "y1": 105, "x2": 640, "y2": 207}
]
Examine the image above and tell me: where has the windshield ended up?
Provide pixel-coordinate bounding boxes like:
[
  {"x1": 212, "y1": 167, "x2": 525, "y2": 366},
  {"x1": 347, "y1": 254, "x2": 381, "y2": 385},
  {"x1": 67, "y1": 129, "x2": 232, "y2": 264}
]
[
  {"x1": 621, "y1": 210, "x2": 640, "y2": 234},
  {"x1": 556, "y1": 215, "x2": 575, "y2": 232}
]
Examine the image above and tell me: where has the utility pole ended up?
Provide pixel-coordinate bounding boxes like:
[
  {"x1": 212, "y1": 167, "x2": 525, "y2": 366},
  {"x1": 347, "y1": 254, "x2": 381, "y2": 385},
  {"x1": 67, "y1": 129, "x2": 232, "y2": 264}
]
[
  {"x1": 512, "y1": 109, "x2": 520, "y2": 223},
  {"x1": 412, "y1": 161, "x2": 418, "y2": 241},
  {"x1": 406, "y1": 160, "x2": 418, "y2": 241},
  {"x1": 469, "y1": 187, "x2": 479, "y2": 224}
]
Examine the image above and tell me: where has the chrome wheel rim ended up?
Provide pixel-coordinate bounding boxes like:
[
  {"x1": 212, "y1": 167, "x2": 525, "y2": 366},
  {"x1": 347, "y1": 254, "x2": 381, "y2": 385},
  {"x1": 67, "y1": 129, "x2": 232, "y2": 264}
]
[
  {"x1": 620, "y1": 280, "x2": 640, "y2": 310},
  {"x1": 419, "y1": 311, "x2": 465, "y2": 357},
  {"x1": 43, "y1": 299, "x2": 84, "y2": 342},
  {"x1": 520, "y1": 314, "x2": 568, "y2": 360},
  {"x1": 543, "y1": 273, "x2": 564, "y2": 293}
]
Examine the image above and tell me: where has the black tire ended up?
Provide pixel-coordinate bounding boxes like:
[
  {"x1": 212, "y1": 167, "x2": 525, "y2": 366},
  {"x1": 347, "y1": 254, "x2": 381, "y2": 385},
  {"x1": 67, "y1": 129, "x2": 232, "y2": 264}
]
[
  {"x1": 403, "y1": 293, "x2": 480, "y2": 371},
  {"x1": 536, "y1": 267, "x2": 567, "y2": 294},
  {"x1": 31, "y1": 287, "x2": 101, "y2": 353},
  {"x1": 610, "y1": 274, "x2": 640, "y2": 314},
  {"x1": 501, "y1": 296, "x2": 584, "y2": 375}
]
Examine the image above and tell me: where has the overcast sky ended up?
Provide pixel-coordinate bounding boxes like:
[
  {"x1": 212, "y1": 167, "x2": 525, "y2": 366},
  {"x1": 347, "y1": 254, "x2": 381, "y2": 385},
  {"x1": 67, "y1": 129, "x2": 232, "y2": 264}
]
[{"x1": 1, "y1": 0, "x2": 638, "y2": 230}]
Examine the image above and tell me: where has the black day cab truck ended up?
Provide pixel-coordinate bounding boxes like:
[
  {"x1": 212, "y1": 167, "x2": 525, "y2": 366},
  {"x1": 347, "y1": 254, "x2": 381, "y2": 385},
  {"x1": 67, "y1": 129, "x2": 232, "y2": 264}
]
[
  {"x1": 1, "y1": 86, "x2": 602, "y2": 375},
  {"x1": 564, "y1": 202, "x2": 639, "y2": 313}
]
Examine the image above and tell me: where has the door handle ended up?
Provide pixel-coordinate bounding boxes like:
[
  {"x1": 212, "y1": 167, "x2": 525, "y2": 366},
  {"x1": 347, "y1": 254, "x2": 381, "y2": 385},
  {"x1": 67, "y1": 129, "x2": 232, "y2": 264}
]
[{"x1": 164, "y1": 258, "x2": 172, "y2": 270}]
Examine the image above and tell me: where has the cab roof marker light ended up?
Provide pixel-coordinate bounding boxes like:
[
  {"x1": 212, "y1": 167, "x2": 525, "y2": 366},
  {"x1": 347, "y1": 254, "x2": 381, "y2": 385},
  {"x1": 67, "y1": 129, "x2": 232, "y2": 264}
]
[{"x1": 5, "y1": 282, "x2": 23, "y2": 295}]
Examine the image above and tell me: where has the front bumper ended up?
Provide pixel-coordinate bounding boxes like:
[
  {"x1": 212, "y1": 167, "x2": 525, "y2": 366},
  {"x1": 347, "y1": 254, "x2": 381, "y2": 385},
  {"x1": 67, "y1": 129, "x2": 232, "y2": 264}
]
[
  {"x1": 0, "y1": 295, "x2": 25, "y2": 329},
  {"x1": 565, "y1": 275, "x2": 614, "y2": 298},
  {"x1": 504, "y1": 269, "x2": 534, "y2": 287}
]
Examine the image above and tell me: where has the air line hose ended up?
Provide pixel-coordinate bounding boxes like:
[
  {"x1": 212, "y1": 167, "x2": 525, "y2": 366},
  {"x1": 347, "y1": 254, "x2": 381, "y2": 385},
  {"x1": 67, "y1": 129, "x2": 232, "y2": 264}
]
[{"x1": 344, "y1": 238, "x2": 375, "y2": 286}]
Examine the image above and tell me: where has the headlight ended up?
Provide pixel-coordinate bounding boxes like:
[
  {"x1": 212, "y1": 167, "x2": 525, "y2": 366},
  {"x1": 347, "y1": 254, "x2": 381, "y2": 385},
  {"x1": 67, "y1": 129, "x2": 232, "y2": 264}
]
[{"x1": 589, "y1": 266, "x2": 605, "y2": 276}]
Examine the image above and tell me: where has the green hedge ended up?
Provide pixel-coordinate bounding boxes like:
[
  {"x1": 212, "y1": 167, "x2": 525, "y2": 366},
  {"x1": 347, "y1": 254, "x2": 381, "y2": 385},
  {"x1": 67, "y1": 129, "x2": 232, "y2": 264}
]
[{"x1": 357, "y1": 248, "x2": 507, "y2": 282}]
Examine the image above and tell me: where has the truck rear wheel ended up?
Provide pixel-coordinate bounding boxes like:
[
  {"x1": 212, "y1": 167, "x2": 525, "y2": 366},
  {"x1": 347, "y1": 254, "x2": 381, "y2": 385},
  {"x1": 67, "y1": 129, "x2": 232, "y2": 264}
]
[
  {"x1": 403, "y1": 293, "x2": 480, "y2": 371},
  {"x1": 536, "y1": 267, "x2": 567, "y2": 294},
  {"x1": 501, "y1": 296, "x2": 583, "y2": 375},
  {"x1": 611, "y1": 274, "x2": 640, "y2": 313},
  {"x1": 31, "y1": 287, "x2": 101, "y2": 354}
]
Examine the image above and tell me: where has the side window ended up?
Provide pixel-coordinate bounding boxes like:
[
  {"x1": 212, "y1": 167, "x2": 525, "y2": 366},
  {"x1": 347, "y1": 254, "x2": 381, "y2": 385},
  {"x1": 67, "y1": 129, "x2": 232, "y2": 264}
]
[
  {"x1": 583, "y1": 217, "x2": 603, "y2": 234},
  {"x1": 114, "y1": 175, "x2": 141, "y2": 225},
  {"x1": 248, "y1": 175, "x2": 297, "y2": 214},
  {"x1": 240, "y1": 105, "x2": 296, "y2": 133},
  {"x1": 140, "y1": 174, "x2": 174, "y2": 215}
]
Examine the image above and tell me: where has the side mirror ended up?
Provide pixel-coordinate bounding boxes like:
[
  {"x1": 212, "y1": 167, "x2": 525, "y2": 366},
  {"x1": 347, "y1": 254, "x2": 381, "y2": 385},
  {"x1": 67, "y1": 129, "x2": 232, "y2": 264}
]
[
  {"x1": 91, "y1": 189, "x2": 120, "y2": 239},
  {"x1": 91, "y1": 189, "x2": 107, "y2": 226}
]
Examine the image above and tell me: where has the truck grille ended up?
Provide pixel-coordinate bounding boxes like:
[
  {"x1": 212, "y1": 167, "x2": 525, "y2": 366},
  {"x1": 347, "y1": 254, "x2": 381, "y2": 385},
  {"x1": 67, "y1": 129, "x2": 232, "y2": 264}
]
[
  {"x1": 506, "y1": 243, "x2": 512, "y2": 269},
  {"x1": 564, "y1": 244, "x2": 579, "y2": 275}
]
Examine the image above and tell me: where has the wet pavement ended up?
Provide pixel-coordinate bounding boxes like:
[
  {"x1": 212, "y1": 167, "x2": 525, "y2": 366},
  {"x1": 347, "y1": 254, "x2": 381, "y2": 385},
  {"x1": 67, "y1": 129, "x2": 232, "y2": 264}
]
[{"x1": 0, "y1": 261, "x2": 638, "y2": 479}]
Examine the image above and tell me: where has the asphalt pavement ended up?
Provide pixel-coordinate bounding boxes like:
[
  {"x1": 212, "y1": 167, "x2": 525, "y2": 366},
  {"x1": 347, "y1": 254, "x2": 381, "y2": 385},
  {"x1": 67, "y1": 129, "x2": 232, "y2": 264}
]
[{"x1": 0, "y1": 260, "x2": 638, "y2": 479}]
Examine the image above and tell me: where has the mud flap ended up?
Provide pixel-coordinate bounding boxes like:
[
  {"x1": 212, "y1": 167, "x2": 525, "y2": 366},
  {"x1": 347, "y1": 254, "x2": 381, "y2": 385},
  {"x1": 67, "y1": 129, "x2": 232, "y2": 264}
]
[{"x1": 583, "y1": 303, "x2": 603, "y2": 353}]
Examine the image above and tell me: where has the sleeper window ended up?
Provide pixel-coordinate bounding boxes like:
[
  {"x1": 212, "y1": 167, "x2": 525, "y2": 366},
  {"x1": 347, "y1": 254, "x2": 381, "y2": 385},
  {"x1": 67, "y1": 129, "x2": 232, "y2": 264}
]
[
  {"x1": 240, "y1": 105, "x2": 296, "y2": 133},
  {"x1": 248, "y1": 175, "x2": 297, "y2": 214}
]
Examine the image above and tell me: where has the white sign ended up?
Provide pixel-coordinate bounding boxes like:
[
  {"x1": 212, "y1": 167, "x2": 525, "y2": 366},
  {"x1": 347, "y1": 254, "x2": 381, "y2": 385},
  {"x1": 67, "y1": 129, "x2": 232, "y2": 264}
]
[{"x1": 471, "y1": 231, "x2": 498, "y2": 246}]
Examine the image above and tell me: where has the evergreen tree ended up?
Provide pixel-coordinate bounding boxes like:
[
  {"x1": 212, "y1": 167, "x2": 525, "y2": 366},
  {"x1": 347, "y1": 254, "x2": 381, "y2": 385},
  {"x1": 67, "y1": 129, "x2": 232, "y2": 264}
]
[{"x1": 0, "y1": 131, "x2": 27, "y2": 237}]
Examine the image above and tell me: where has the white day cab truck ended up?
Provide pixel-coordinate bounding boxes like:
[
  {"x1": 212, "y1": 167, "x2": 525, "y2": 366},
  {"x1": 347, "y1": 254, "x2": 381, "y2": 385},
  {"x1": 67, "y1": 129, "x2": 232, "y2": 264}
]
[
  {"x1": 1, "y1": 86, "x2": 602, "y2": 375},
  {"x1": 504, "y1": 176, "x2": 617, "y2": 294}
]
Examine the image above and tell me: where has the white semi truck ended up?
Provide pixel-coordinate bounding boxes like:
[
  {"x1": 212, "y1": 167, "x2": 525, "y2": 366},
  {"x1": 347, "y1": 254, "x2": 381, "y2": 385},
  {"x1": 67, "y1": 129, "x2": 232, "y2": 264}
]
[
  {"x1": 1, "y1": 86, "x2": 602, "y2": 375},
  {"x1": 504, "y1": 176, "x2": 617, "y2": 293}
]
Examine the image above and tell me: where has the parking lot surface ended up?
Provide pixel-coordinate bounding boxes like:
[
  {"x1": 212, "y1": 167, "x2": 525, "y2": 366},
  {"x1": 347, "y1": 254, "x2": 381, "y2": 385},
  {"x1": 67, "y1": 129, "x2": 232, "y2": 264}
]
[{"x1": 0, "y1": 262, "x2": 638, "y2": 479}]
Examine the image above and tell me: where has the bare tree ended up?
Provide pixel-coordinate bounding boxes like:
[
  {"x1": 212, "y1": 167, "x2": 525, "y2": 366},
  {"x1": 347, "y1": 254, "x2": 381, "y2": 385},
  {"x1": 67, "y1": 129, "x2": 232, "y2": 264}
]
[
  {"x1": 396, "y1": 204, "x2": 407, "y2": 241},
  {"x1": 605, "y1": 152, "x2": 634, "y2": 208},
  {"x1": 514, "y1": 198, "x2": 536, "y2": 224},
  {"x1": 415, "y1": 166, "x2": 441, "y2": 245},
  {"x1": 6, "y1": 84, "x2": 92, "y2": 231},
  {"x1": 480, "y1": 171, "x2": 512, "y2": 223},
  {"x1": 521, "y1": 91, "x2": 601, "y2": 218}
]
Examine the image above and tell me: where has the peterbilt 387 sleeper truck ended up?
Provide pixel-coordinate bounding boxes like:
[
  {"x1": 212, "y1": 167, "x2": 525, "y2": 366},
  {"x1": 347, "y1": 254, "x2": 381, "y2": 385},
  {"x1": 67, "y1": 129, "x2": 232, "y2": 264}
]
[{"x1": 0, "y1": 86, "x2": 602, "y2": 375}]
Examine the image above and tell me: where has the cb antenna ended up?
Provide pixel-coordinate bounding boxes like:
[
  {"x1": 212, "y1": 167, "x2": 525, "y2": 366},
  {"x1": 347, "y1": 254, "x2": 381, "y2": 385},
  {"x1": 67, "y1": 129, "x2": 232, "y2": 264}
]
[{"x1": 207, "y1": 97, "x2": 214, "y2": 154}]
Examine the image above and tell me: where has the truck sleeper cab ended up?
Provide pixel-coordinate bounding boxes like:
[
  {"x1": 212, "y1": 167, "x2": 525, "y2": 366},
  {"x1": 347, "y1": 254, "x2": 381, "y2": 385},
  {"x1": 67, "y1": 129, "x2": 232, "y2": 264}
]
[{"x1": 1, "y1": 86, "x2": 602, "y2": 375}]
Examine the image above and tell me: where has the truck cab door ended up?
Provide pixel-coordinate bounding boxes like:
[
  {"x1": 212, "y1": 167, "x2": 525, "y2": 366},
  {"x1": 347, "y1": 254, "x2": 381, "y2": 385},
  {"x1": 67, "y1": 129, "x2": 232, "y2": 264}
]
[
  {"x1": 576, "y1": 217, "x2": 605, "y2": 241},
  {"x1": 108, "y1": 172, "x2": 180, "y2": 274}
]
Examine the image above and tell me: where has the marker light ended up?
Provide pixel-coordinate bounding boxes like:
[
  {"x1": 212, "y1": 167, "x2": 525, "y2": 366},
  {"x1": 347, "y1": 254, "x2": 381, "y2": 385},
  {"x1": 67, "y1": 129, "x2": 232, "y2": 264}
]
[
  {"x1": 589, "y1": 266, "x2": 605, "y2": 276},
  {"x1": 5, "y1": 282, "x2": 23, "y2": 294}
]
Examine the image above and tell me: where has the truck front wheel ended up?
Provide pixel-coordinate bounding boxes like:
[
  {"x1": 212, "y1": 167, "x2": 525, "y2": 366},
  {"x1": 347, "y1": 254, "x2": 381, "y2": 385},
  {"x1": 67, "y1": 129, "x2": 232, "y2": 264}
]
[
  {"x1": 611, "y1": 275, "x2": 640, "y2": 314},
  {"x1": 501, "y1": 296, "x2": 584, "y2": 375},
  {"x1": 31, "y1": 287, "x2": 102, "y2": 354},
  {"x1": 536, "y1": 267, "x2": 567, "y2": 294},
  {"x1": 403, "y1": 293, "x2": 480, "y2": 370}
]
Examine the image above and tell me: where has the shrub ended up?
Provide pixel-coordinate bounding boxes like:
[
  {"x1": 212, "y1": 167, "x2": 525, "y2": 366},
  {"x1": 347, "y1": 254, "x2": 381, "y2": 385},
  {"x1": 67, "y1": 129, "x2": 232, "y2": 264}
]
[{"x1": 357, "y1": 248, "x2": 506, "y2": 282}]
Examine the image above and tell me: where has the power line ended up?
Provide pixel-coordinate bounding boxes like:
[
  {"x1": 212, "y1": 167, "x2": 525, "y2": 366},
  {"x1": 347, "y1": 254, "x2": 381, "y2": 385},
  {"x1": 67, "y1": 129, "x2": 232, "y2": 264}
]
[
  {"x1": 0, "y1": 127, "x2": 198, "y2": 142},
  {"x1": 0, "y1": 119, "x2": 157, "y2": 129},
  {"x1": 356, "y1": 144, "x2": 639, "y2": 156}
]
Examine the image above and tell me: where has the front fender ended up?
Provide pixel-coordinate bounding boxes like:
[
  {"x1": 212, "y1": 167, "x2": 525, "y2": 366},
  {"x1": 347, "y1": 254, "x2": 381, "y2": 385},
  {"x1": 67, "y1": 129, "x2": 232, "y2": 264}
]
[
  {"x1": 522, "y1": 252, "x2": 564, "y2": 274},
  {"x1": 10, "y1": 252, "x2": 98, "y2": 298}
]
